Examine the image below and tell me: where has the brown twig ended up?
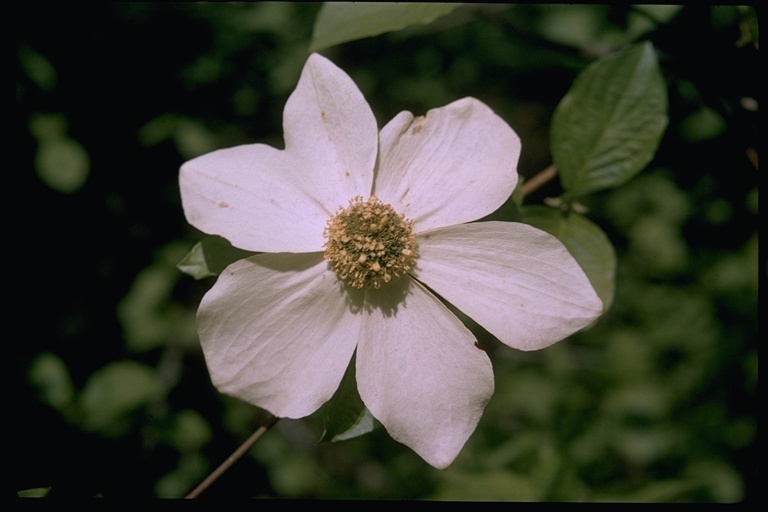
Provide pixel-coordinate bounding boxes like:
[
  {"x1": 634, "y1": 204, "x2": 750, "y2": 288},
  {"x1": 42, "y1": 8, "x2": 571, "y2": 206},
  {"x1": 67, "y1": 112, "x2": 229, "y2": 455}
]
[
  {"x1": 185, "y1": 413, "x2": 279, "y2": 499},
  {"x1": 520, "y1": 164, "x2": 558, "y2": 198}
]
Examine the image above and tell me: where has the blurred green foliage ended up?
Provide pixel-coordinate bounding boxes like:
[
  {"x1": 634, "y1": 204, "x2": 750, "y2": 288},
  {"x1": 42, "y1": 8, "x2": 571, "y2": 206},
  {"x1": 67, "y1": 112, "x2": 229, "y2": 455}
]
[{"x1": 16, "y1": 3, "x2": 757, "y2": 501}]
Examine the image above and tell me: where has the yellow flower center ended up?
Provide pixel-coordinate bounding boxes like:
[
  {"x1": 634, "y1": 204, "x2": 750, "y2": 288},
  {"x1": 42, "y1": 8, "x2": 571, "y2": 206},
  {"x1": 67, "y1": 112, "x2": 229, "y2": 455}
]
[{"x1": 323, "y1": 195, "x2": 417, "y2": 289}]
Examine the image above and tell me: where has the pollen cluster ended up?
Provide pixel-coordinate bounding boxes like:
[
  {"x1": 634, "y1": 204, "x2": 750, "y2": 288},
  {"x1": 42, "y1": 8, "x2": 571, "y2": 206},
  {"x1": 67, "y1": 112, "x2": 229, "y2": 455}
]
[{"x1": 323, "y1": 195, "x2": 417, "y2": 289}]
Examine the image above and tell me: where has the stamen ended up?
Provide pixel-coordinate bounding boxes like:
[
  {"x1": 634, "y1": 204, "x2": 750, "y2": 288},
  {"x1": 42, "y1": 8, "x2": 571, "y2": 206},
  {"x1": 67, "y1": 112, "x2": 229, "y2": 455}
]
[{"x1": 323, "y1": 196, "x2": 417, "y2": 288}]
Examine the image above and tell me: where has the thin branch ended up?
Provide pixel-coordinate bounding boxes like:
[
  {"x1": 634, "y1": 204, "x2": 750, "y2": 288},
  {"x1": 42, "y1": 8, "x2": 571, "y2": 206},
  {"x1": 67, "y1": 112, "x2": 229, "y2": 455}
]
[
  {"x1": 185, "y1": 413, "x2": 279, "y2": 499},
  {"x1": 521, "y1": 164, "x2": 558, "y2": 198}
]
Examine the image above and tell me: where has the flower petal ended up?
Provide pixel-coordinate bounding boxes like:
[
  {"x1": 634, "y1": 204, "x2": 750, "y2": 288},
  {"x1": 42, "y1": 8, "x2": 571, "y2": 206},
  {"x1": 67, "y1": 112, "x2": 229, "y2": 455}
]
[
  {"x1": 356, "y1": 276, "x2": 494, "y2": 469},
  {"x1": 413, "y1": 221, "x2": 603, "y2": 351},
  {"x1": 180, "y1": 53, "x2": 377, "y2": 252},
  {"x1": 283, "y1": 53, "x2": 378, "y2": 199},
  {"x1": 373, "y1": 98, "x2": 520, "y2": 232},
  {"x1": 197, "y1": 252, "x2": 364, "y2": 419},
  {"x1": 180, "y1": 145, "x2": 328, "y2": 252}
]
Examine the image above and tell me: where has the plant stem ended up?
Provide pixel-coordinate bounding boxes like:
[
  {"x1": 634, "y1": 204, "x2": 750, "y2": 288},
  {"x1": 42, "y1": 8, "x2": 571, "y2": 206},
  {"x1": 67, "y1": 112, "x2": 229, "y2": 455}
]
[
  {"x1": 521, "y1": 164, "x2": 558, "y2": 198},
  {"x1": 185, "y1": 413, "x2": 279, "y2": 499}
]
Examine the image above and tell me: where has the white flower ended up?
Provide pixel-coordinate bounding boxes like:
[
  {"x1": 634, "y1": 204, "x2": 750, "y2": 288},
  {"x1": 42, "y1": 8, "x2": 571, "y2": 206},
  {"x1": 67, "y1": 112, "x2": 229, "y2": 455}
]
[{"x1": 180, "y1": 53, "x2": 603, "y2": 469}]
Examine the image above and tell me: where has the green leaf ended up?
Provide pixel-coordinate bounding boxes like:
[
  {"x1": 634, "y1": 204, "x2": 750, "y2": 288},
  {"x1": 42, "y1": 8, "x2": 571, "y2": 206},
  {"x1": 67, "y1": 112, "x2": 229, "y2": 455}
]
[
  {"x1": 679, "y1": 105, "x2": 726, "y2": 142},
  {"x1": 138, "y1": 114, "x2": 219, "y2": 158},
  {"x1": 522, "y1": 206, "x2": 616, "y2": 311},
  {"x1": 177, "y1": 235, "x2": 255, "y2": 280},
  {"x1": 17, "y1": 487, "x2": 52, "y2": 498},
  {"x1": 598, "y1": 479, "x2": 701, "y2": 502},
  {"x1": 310, "y1": 2, "x2": 462, "y2": 52},
  {"x1": 432, "y1": 470, "x2": 541, "y2": 501},
  {"x1": 29, "y1": 113, "x2": 91, "y2": 194},
  {"x1": 154, "y1": 453, "x2": 209, "y2": 499},
  {"x1": 536, "y1": 5, "x2": 683, "y2": 51},
  {"x1": 320, "y1": 355, "x2": 376, "y2": 442},
  {"x1": 35, "y1": 137, "x2": 90, "y2": 193},
  {"x1": 163, "y1": 409, "x2": 212, "y2": 453},
  {"x1": 551, "y1": 41, "x2": 668, "y2": 197},
  {"x1": 119, "y1": 242, "x2": 197, "y2": 352},
  {"x1": 18, "y1": 45, "x2": 57, "y2": 91},
  {"x1": 77, "y1": 361, "x2": 163, "y2": 436},
  {"x1": 28, "y1": 352, "x2": 75, "y2": 414}
]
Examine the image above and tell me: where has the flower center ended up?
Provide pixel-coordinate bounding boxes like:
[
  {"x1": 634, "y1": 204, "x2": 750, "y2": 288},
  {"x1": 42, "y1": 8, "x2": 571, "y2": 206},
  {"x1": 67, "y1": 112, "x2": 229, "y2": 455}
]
[{"x1": 323, "y1": 195, "x2": 417, "y2": 289}]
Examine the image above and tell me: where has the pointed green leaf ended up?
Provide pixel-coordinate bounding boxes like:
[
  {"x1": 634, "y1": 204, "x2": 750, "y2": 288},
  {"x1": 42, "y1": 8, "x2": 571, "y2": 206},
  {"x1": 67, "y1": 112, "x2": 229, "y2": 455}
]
[
  {"x1": 320, "y1": 355, "x2": 376, "y2": 442},
  {"x1": 310, "y1": 2, "x2": 462, "y2": 52},
  {"x1": 551, "y1": 42, "x2": 668, "y2": 197},
  {"x1": 177, "y1": 235, "x2": 255, "y2": 280},
  {"x1": 522, "y1": 206, "x2": 616, "y2": 310}
]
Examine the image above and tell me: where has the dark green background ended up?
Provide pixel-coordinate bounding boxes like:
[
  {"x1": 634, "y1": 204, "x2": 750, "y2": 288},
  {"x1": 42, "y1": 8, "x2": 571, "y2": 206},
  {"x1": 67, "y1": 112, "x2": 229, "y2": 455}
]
[{"x1": 16, "y1": 3, "x2": 757, "y2": 500}]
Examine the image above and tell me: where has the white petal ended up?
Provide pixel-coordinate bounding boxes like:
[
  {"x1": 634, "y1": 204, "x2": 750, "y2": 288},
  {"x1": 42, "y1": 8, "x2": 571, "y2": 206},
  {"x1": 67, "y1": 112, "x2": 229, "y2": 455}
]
[
  {"x1": 180, "y1": 145, "x2": 329, "y2": 252},
  {"x1": 284, "y1": 54, "x2": 378, "y2": 200},
  {"x1": 413, "y1": 222, "x2": 603, "y2": 351},
  {"x1": 180, "y1": 53, "x2": 377, "y2": 252},
  {"x1": 356, "y1": 276, "x2": 494, "y2": 469},
  {"x1": 197, "y1": 252, "x2": 364, "y2": 419},
  {"x1": 373, "y1": 98, "x2": 520, "y2": 232},
  {"x1": 283, "y1": 53, "x2": 378, "y2": 202}
]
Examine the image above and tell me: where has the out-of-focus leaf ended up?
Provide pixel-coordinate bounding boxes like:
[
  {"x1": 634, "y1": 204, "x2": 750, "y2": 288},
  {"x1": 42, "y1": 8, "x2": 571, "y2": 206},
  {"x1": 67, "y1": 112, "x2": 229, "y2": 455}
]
[
  {"x1": 78, "y1": 361, "x2": 163, "y2": 436},
  {"x1": 522, "y1": 205, "x2": 616, "y2": 311},
  {"x1": 119, "y1": 242, "x2": 197, "y2": 352},
  {"x1": 29, "y1": 112, "x2": 90, "y2": 194},
  {"x1": 28, "y1": 352, "x2": 75, "y2": 414},
  {"x1": 679, "y1": 106, "x2": 726, "y2": 142},
  {"x1": 733, "y1": 6, "x2": 758, "y2": 48},
  {"x1": 310, "y1": 2, "x2": 462, "y2": 51},
  {"x1": 119, "y1": 262, "x2": 177, "y2": 350},
  {"x1": 271, "y1": 451, "x2": 328, "y2": 498},
  {"x1": 18, "y1": 45, "x2": 57, "y2": 91},
  {"x1": 320, "y1": 356, "x2": 376, "y2": 442},
  {"x1": 613, "y1": 425, "x2": 679, "y2": 465},
  {"x1": 137, "y1": 113, "x2": 179, "y2": 147},
  {"x1": 535, "y1": 5, "x2": 682, "y2": 54},
  {"x1": 17, "y1": 487, "x2": 51, "y2": 498},
  {"x1": 35, "y1": 137, "x2": 90, "y2": 193},
  {"x1": 603, "y1": 170, "x2": 691, "y2": 230},
  {"x1": 164, "y1": 409, "x2": 212, "y2": 453},
  {"x1": 138, "y1": 114, "x2": 218, "y2": 158},
  {"x1": 155, "y1": 453, "x2": 209, "y2": 499},
  {"x1": 628, "y1": 216, "x2": 689, "y2": 278},
  {"x1": 174, "y1": 119, "x2": 219, "y2": 159},
  {"x1": 603, "y1": 382, "x2": 671, "y2": 421},
  {"x1": 633, "y1": 5, "x2": 683, "y2": 25},
  {"x1": 432, "y1": 470, "x2": 541, "y2": 501},
  {"x1": 177, "y1": 235, "x2": 255, "y2": 280},
  {"x1": 626, "y1": 6, "x2": 683, "y2": 39},
  {"x1": 598, "y1": 478, "x2": 701, "y2": 502},
  {"x1": 551, "y1": 42, "x2": 668, "y2": 197},
  {"x1": 537, "y1": 5, "x2": 610, "y2": 50},
  {"x1": 686, "y1": 459, "x2": 745, "y2": 503}
]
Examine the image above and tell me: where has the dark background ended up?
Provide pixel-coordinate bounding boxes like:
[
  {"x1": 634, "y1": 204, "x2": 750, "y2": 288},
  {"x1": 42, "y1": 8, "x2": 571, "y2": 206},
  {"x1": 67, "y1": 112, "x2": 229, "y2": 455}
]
[{"x1": 16, "y1": 3, "x2": 758, "y2": 500}]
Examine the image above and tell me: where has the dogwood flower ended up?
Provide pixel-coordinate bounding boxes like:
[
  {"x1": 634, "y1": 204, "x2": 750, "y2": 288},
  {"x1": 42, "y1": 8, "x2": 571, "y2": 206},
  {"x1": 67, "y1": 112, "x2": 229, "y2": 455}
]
[{"x1": 180, "y1": 53, "x2": 602, "y2": 469}]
